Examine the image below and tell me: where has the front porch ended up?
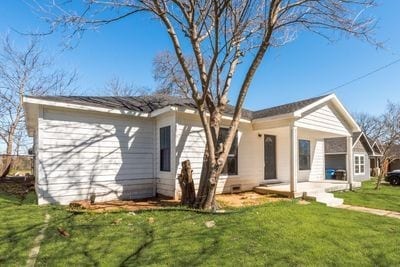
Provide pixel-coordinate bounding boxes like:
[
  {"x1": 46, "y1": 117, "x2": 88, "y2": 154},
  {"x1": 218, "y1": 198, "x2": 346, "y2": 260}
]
[
  {"x1": 251, "y1": 97, "x2": 361, "y2": 202},
  {"x1": 255, "y1": 181, "x2": 361, "y2": 198}
]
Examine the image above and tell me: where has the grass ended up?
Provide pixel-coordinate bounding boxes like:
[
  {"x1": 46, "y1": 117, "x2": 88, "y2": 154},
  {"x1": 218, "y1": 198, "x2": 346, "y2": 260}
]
[
  {"x1": 335, "y1": 180, "x2": 400, "y2": 212},
  {"x1": 0, "y1": 191, "x2": 45, "y2": 266},
  {"x1": 1, "y1": 190, "x2": 400, "y2": 266}
]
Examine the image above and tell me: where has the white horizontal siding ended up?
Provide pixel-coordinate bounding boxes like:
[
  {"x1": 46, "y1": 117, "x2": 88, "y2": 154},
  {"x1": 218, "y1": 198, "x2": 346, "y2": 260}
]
[
  {"x1": 297, "y1": 130, "x2": 326, "y2": 182},
  {"x1": 175, "y1": 113, "x2": 260, "y2": 195},
  {"x1": 37, "y1": 107, "x2": 156, "y2": 205},
  {"x1": 295, "y1": 104, "x2": 350, "y2": 136},
  {"x1": 175, "y1": 115, "x2": 206, "y2": 194},
  {"x1": 309, "y1": 139, "x2": 325, "y2": 181}
]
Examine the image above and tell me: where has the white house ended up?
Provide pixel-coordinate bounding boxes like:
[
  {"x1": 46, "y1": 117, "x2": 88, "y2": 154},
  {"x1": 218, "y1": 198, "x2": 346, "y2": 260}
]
[{"x1": 23, "y1": 94, "x2": 362, "y2": 205}]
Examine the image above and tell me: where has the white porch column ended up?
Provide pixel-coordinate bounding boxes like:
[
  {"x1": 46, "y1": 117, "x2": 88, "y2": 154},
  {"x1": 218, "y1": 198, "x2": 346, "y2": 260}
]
[
  {"x1": 290, "y1": 125, "x2": 298, "y2": 195},
  {"x1": 346, "y1": 136, "x2": 354, "y2": 189}
]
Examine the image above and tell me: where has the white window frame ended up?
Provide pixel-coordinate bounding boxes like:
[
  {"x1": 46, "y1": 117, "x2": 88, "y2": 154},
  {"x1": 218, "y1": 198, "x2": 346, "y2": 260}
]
[{"x1": 354, "y1": 154, "x2": 365, "y2": 175}]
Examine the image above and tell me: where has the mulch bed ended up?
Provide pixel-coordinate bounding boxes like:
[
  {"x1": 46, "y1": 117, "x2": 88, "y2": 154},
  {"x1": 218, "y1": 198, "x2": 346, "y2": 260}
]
[
  {"x1": 0, "y1": 176, "x2": 35, "y2": 198},
  {"x1": 216, "y1": 191, "x2": 290, "y2": 208},
  {"x1": 69, "y1": 192, "x2": 292, "y2": 213},
  {"x1": 69, "y1": 197, "x2": 181, "y2": 213}
]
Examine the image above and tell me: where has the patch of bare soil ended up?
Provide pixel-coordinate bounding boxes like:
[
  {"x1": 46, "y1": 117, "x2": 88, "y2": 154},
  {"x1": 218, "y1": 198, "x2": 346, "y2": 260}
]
[
  {"x1": 0, "y1": 176, "x2": 34, "y2": 198},
  {"x1": 69, "y1": 197, "x2": 181, "y2": 213},
  {"x1": 216, "y1": 191, "x2": 288, "y2": 208},
  {"x1": 69, "y1": 192, "x2": 291, "y2": 213}
]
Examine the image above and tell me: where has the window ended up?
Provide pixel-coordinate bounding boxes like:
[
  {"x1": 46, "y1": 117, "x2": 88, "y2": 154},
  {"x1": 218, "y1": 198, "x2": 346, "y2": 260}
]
[
  {"x1": 218, "y1": 128, "x2": 238, "y2": 175},
  {"x1": 160, "y1": 126, "x2": 171, "y2": 171},
  {"x1": 354, "y1": 154, "x2": 365, "y2": 175},
  {"x1": 299, "y1": 140, "x2": 311, "y2": 170}
]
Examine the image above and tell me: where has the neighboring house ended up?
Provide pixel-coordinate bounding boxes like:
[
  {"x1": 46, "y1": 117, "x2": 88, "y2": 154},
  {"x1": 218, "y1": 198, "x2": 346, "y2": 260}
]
[
  {"x1": 388, "y1": 144, "x2": 400, "y2": 172},
  {"x1": 325, "y1": 132, "x2": 381, "y2": 181},
  {"x1": 368, "y1": 139, "x2": 383, "y2": 176},
  {"x1": 23, "y1": 93, "x2": 362, "y2": 205}
]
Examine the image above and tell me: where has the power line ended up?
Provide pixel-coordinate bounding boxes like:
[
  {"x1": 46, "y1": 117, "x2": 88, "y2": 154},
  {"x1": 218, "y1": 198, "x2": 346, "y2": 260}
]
[{"x1": 320, "y1": 57, "x2": 400, "y2": 95}]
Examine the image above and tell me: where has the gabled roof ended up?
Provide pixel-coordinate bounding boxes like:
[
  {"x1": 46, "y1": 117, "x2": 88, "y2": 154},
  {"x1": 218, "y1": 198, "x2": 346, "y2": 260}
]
[
  {"x1": 325, "y1": 131, "x2": 375, "y2": 155},
  {"x1": 24, "y1": 94, "x2": 350, "y2": 121},
  {"x1": 24, "y1": 95, "x2": 255, "y2": 120},
  {"x1": 353, "y1": 131, "x2": 375, "y2": 155},
  {"x1": 23, "y1": 93, "x2": 361, "y2": 134},
  {"x1": 252, "y1": 95, "x2": 328, "y2": 119}
]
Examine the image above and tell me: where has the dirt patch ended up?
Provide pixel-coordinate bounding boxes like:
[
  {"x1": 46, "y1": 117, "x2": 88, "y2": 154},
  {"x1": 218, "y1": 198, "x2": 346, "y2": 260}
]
[
  {"x1": 0, "y1": 176, "x2": 35, "y2": 198},
  {"x1": 216, "y1": 191, "x2": 288, "y2": 208},
  {"x1": 69, "y1": 197, "x2": 181, "y2": 213},
  {"x1": 68, "y1": 191, "x2": 290, "y2": 213}
]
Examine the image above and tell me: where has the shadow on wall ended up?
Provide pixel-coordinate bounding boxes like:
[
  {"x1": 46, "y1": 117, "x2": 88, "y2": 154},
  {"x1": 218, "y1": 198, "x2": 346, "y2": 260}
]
[
  {"x1": 38, "y1": 110, "x2": 155, "y2": 204},
  {"x1": 174, "y1": 124, "x2": 245, "y2": 195},
  {"x1": 175, "y1": 125, "x2": 204, "y2": 196}
]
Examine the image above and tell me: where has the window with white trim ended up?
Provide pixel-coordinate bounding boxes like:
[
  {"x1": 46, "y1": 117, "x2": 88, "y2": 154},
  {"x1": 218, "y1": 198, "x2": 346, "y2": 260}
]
[
  {"x1": 218, "y1": 128, "x2": 238, "y2": 175},
  {"x1": 160, "y1": 126, "x2": 171, "y2": 172},
  {"x1": 354, "y1": 154, "x2": 365, "y2": 175},
  {"x1": 299, "y1": 140, "x2": 311, "y2": 170}
]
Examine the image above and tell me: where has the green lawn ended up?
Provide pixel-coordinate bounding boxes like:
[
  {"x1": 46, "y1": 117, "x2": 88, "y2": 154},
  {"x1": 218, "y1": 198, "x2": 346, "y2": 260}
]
[
  {"x1": 335, "y1": 180, "x2": 400, "y2": 212},
  {"x1": 0, "y1": 191, "x2": 45, "y2": 266},
  {"x1": 1, "y1": 191, "x2": 400, "y2": 266}
]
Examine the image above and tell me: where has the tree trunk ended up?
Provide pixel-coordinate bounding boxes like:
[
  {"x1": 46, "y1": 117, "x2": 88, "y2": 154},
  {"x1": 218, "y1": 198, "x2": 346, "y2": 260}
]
[
  {"x1": 177, "y1": 160, "x2": 196, "y2": 207},
  {"x1": 0, "y1": 130, "x2": 14, "y2": 178},
  {"x1": 375, "y1": 159, "x2": 389, "y2": 190}
]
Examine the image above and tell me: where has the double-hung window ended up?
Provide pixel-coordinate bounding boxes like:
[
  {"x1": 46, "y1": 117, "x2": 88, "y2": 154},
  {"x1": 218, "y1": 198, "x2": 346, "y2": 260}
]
[
  {"x1": 354, "y1": 154, "x2": 365, "y2": 175},
  {"x1": 299, "y1": 140, "x2": 311, "y2": 170},
  {"x1": 160, "y1": 126, "x2": 171, "y2": 172},
  {"x1": 218, "y1": 128, "x2": 238, "y2": 175}
]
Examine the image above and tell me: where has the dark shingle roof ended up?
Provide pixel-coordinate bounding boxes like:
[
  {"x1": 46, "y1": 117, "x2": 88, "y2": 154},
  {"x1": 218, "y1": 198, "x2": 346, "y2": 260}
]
[
  {"x1": 26, "y1": 94, "x2": 328, "y2": 120},
  {"x1": 251, "y1": 95, "x2": 328, "y2": 119},
  {"x1": 27, "y1": 95, "x2": 196, "y2": 112}
]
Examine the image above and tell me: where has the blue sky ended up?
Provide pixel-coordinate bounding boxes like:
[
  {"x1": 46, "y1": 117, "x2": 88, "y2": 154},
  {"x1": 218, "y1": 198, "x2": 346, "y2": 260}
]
[{"x1": 0, "y1": 1, "x2": 399, "y2": 116}]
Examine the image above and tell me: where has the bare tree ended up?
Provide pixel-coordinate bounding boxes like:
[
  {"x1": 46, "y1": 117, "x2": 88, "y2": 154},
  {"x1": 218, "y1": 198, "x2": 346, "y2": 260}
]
[
  {"x1": 104, "y1": 76, "x2": 149, "y2": 96},
  {"x1": 353, "y1": 112, "x2": 382, "y2": 140},
  {"x1": 153, "y1": 51, "x2": 191, "y2": 97},
  {"x1": 373, "y1": 102, "x2": 400, "y2": 189},
  {"x1": 0, "y1": 36, "x2": 76, "y2": 177},
  {"x1": 39, "y1": 0, "x2": 377, "y2": 209}
]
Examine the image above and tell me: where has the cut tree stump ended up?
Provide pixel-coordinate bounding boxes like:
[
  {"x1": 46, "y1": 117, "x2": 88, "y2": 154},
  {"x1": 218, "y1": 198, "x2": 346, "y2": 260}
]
[{"x1": 178, "y1": 160, "x2": 196, "y2": 207}]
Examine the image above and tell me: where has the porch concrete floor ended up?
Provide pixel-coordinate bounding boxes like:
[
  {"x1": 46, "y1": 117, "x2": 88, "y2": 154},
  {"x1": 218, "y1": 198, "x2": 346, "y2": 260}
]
[{"x1": 254, "y1": 181, "x2": 353, "y2": 198}]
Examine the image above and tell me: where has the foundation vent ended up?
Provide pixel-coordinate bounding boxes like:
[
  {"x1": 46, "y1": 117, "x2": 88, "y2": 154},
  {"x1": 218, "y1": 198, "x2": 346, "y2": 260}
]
[{"x1": 230, "y1": 184, "x2": 242, "y2": 194}]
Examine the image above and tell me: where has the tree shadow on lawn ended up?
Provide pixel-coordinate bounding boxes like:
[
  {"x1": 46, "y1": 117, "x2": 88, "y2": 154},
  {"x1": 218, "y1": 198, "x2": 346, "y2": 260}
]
[
  {"x1": 36, "y1": 207, "x2": 237, "y2": 266},
  {"x1": 0, "y1": 191, "x2": 67, "y2": 265},
  {"x1": 6, "y1": 199, "x2": 399, "y2": 267}
]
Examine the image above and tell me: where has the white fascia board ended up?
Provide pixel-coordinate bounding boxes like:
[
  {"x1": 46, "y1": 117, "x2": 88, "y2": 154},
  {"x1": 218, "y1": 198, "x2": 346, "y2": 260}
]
[
  {"x1": 23, "y1": 101, "x2": 39, "y2": 137},
  {"x1": 294, "y1": 94, "x2": 361, "y2": 132},
  {"x1": 149, "y1": 106, "x2": 177, "y2": 117},
  {"x1": 174, "y1": 106, "x2": 252, "y2": 124},
  {"x1": 293, "y1": 94, "x2": 335, "y2": 117},
  {"x1": 251, "y1": 113, "x2": 298, "y2": 123},
  {"x1": 330, "y1": 95, "x2": 361, "y2": 132},
  {"x1": 23, "y1": 96, "x2": 150, "y2": 118}
]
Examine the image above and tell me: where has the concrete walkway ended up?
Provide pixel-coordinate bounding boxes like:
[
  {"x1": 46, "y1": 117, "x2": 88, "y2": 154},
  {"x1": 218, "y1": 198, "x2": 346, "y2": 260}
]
[
  {"x1": 26, "y1": 213, "x2": 50, "y2": 267},
  {"x1": 337, "y1": 205, "x2": 400, "y2": 219}
]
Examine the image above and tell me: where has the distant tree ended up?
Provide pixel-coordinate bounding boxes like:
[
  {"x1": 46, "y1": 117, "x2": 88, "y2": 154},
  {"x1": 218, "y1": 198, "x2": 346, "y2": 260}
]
[
  {"x1": 353, "y1": 112, "x2": 382, "y2": 140},
  {"x1": 0, "y1": 36, "x2": 76, "y2": 177},
  {"x1": 40, "y1": 0, "x2": 377, "y2": 210},
  {"x1": 153, "y1": 51, "x2": 190, "y2": 97},
  {"x1": 104, "y1": 77, "x2": 149, "y2": 96},
  {"x1": 373, "y1": 102, "x2": 400, "y2": 189}
]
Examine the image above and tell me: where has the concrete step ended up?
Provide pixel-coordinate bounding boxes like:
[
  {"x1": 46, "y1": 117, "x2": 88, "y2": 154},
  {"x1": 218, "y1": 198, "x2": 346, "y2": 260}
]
[
  {"x1": 253, "y1": 186, "x2": 303, "y2": 198},
  {"x1": 305, "y1": 192, "x2": 344, "y2": 207}
]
